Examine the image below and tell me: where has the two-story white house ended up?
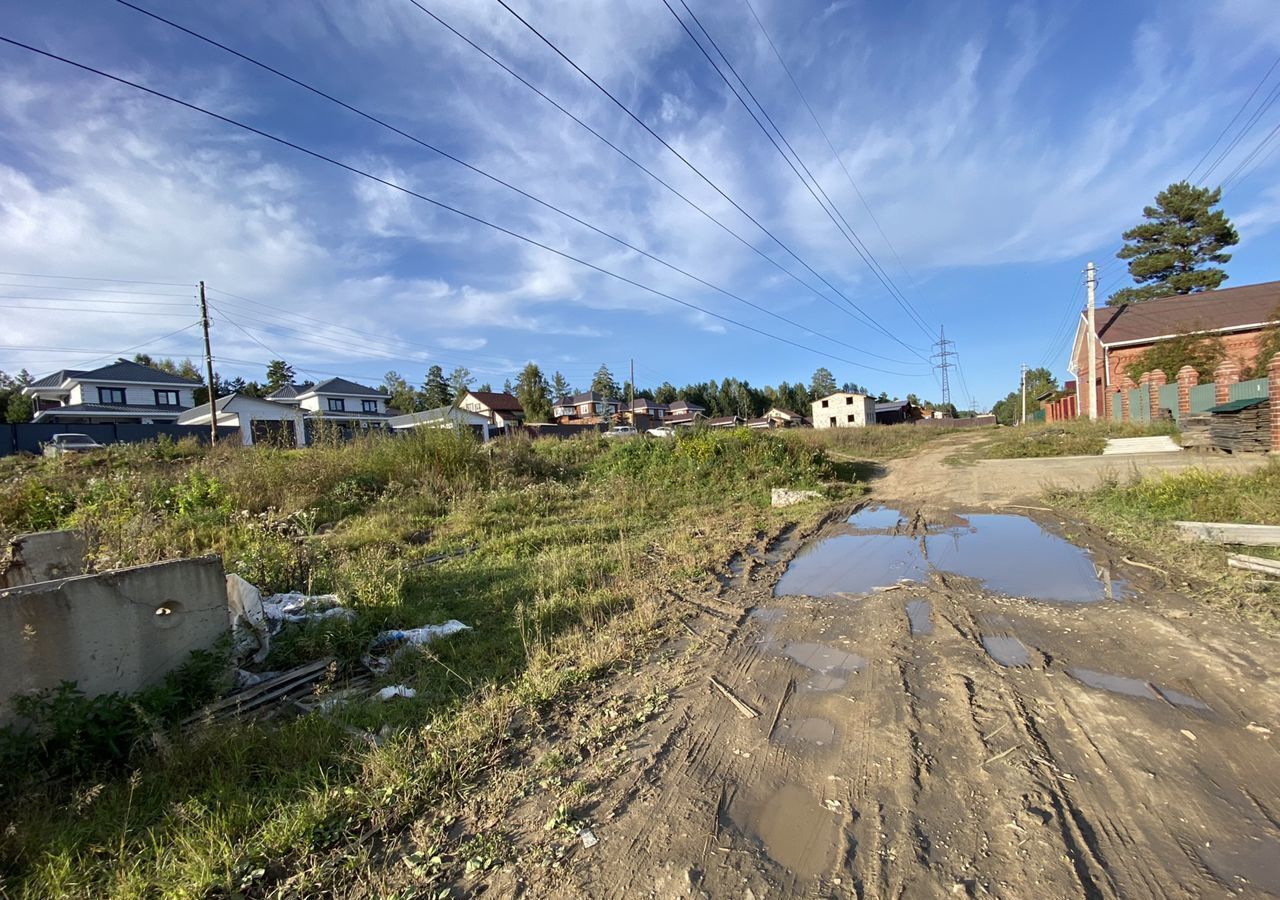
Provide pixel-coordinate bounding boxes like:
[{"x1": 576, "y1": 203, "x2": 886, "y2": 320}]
[
  {"x1": 266, "y1": 378, "x2": 392, "y2": 441},
  {"x1": 811, "y1": 391, "x2": 876, "y2": 429},
  {"x1": 24, "y1": 359, "x2": 200, "y2": 424}
]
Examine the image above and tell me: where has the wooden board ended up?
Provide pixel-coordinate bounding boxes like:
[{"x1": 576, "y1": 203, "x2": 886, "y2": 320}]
[
  {"x1": 1175, "y1": 522, "x2": 1280, "y2": 547},
  {"x1": 1228, "y1": 553, "x2": 1280, "y2": 577}
]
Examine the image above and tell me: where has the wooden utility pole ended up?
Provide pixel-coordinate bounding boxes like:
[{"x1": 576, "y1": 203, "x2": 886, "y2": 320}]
[
  {"x1": 1086, "y1": 261, "x2": 1098, "y2": 420},
  {"x1": 1020, "y1": 363, "x2": 1028, "y2": 425},
  {"x1": 199, "y1": 281, "x2": 218, "y2": 445}
]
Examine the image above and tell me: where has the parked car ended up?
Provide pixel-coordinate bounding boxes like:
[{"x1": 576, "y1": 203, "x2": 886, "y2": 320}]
[
  {"x1": 604, "y1": 426, "x2": 638, "y2": 438},
  {"x1": 43, "y1": 433, "x2": 105, "y2": 456},
  {"x1": 646, "y1": 426, "x2": 675, "y2": 438}
]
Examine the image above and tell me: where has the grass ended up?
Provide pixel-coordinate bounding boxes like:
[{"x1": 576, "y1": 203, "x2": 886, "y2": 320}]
[
  {"x1": 1049, "y1": 459, "x2": 1280, "y2": 624},
  {"x1": 952, "y1": 419, "x2": 1180, "y2": 462},
  {"x1": 0, "y1": 427, "x2": 848, "y2": 898},
  {"x1": 789, "y1": 422, "x2": 956, "y2": 461}
]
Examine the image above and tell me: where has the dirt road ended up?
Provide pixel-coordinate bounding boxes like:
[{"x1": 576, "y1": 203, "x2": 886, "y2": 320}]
[{"x1": 521, "y1": 447, "x2": 1280, "y2": 899}]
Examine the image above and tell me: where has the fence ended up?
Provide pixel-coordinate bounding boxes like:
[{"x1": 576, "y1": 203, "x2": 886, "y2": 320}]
[
  {"x1": 1230, "y1": 378, "x2": 1269, "y2": 402},
  {"x1": 0, "y1": 423, "x2": 239, "y2": 458},
  {"x1": 1159, "y1": 383, "x2": 1180, "y2": 423},
  {"x1": 1189, "y1": 383, "x2": 1216, "y2": 414}
]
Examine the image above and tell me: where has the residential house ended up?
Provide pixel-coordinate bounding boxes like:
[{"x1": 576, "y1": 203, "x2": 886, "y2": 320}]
[
  {"x1": 266, "y1": 378, "x2": 392, "y2": 441},
  {"x1": 552, "y1": 391, "x2": 624, "y2": 423},
  {"x1": 1068, "y1": 279, "x2": 1280, "y2": 417},
  {"x1": 458, "y1": 390, "x2": 525, "y2": 429},
  {"x1": 762, "y1": 407, "x2": 807, "y2": 427},
  {"x1": 177, "y1": 393, "x2": 306, "y2": 447},
  {"x1": 388, "y1": 406, "x2": 492, "y2": 442},
  {"x1": 811, "y1": 391, "x2": 876, "y2": 429},
  {"x1": 665, "y1": 400, "x2": 707, "y2": 428},
  {"x1": 24, "y1": 359, "x2": 200, "y2": 424},
  {"x1": 874, "y1": 400, "x2": 924, "y2": 425},
  {"x1": 706, "y1": 415, "x2": 743, "y2": 429}
]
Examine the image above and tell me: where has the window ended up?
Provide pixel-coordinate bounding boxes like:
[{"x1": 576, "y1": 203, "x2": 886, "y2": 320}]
[
  {"x1": 98, "y1": 387, "x2": 126, "y2": 405},
  {"x1": 154, "y1": 390, "x2": 180, "y2": 407},
  {"x1": 846, "y1": 396, "x2": 854, "y2": 404},
  {"x1": 328, "y1": 398, "x2": 345, "y2": 412},
  {"x1": 361, "y1": 399, "x2": 377, "y2": 412},
  {"x1": 821, "y1": 399, "x2": 829, "y2": 408},
  {"x1": 847, "y1": 414, "x2": 856, "y2": 422}
]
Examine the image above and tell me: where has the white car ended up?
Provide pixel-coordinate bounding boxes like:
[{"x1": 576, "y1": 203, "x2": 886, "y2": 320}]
[
  {"x1": 604, "y1": 426, "x2": 638, "y2": 438},
  {"x1": 43, "y1": 433, "x2": 105, "y2": 456},
  {"x1": 646, "y1": 426, "x2": 675, "y2": 438}
]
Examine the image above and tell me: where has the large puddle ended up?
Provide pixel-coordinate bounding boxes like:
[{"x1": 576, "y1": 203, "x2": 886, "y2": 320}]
[{"x1": 776, "y1": 507, "x2": 1122, "y2": 604}]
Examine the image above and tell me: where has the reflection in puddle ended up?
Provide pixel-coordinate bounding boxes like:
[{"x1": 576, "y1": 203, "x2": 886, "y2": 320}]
[
  {"x1": 774, "y1": 534, "x2": 928, "y2": 597},
  {"x1": 775, "y1": 716, "x2": 836, "y2": 746},
  {"x1": 1069, "y1": 668, "x2": 1158, "y2": 699},
  {"x1": 1156, "y1": 686, "x2": 1212, "y2": 711},
  {"x1": 1197, "y1": 832, "x2": 1280, "y2": 895},
  {"x1": 847, "y1": 506, "x2": 903, "y2": 530},
  {"x1": 982, "y1": 635, "x2": 1031, "y2": 667},
  {"x1": 906, "y1": 600, "x2": 933, "y2": 635},
  {"x1": 780, "y1": 641, "x2": 867, "y2": 691},
  {"x1": 729, "y1": 783, "x2": 839, "y2": 878},
  {"x1": 776, "y1": 509, "x2": 1121, "y2": 603}
]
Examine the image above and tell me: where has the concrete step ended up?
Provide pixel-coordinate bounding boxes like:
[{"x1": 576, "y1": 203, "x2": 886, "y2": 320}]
[{"x1": 1102, "y1": 436, "x2": 1183, "y2": 455}]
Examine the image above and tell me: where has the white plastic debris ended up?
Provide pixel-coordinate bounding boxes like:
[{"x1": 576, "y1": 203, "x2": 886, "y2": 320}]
[
  {"x1": 375, "y1": 685, "x2": 417, "y2": 701},
  {"x1": 226, "y1": 574, "x2": 271, "y2": 664},
  {"x1": 578, "y1": 828, "x2": 598, "y2": 849},
  {"x1": 262, "y1": 591, "x2": 355, "y2": 626},
  {"x1": 370, "y1": 620, "x2": 471, "y2": 650}
]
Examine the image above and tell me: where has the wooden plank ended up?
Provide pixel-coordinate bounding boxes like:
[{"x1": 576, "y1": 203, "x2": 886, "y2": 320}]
[
  {"x1": 1174, "y1": 522, "x2": 1280, "y2": 547},
  {"x1": 1228, "y1": 554, "x2": 1280, "y2": 577},
  {"x1": 708, "y1": 676, "x2": 760, "y2": 719}
]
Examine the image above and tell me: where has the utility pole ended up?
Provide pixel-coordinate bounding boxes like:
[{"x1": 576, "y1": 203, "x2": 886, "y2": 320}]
[
  {"x1": 199, "y1": 280, "x2": 218, "y2": 445},
  {"x1": 1020, "y1": 363, "x2": 1028, "y2": 425},
  {"x1": 629, "y1": 358, "x2": 635, "y2": 428},
  {"x1": 1086, "y1": 261, "x2": 1098, "y2": 420},
  {"x1": 931, "y1": 326, "x2": 955, "y2": 410}
]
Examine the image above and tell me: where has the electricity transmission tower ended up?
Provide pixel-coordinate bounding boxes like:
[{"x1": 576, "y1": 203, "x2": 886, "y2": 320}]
[{"x1": 931, "y1": 326, "x2": 955, "y2": 409}]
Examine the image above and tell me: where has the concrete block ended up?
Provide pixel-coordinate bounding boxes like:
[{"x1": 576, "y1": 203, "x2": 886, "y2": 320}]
[
  {"x1": 0, "y1": 530, "x2": 86, "y2": 589},
  {"x1": 772, "y1": 487, "x2": 822, "y2": 508},
  {"x1": 0, "y1": 556, "x2": 228, "y2": 720}
]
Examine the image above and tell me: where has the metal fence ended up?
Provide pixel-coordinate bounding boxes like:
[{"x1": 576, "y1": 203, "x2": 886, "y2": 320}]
[
  {"x1": 1158, "y1": 383, "x2": 1180, "y2": 422},
  {"x1": 1229, "y1": 378, "x2": 1269, "y2": 402},
  {"x1": 1189, "y1": 383, "x2": 1216, "y2": 413},
  {"x1": 1110, "y1": 393, "x2": 1123, "y2": 422},
  {"x1": 0, "y1": 423, "x2": 238, "y2": 457}
]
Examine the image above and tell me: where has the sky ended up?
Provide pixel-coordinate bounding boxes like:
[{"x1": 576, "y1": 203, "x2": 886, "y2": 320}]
[{"x1": 2, "y1": 0, "x2": 1280, "y2": 409}]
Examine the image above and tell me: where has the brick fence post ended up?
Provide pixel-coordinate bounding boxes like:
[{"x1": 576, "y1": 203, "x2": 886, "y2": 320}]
[
  {"x1": 1270, "y1": 353, "x2": 1280, "y2": 453},
  {"x1": 1147, "y1": 369, "x2": 1167, "y2": 420},
  {"x1": 1120, "y1": 375, "x2": 1135, "y2": 422},
  {"x1": 1215, "y1": 358, "x2": 1240, "y2": 406},
  {"x1": 1176, "y1": 366, "x2": 1197, "y2": 418}
]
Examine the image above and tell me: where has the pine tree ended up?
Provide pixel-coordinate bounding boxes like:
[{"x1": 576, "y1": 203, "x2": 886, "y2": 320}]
[
  {"x1": 590, "y1": 363, "x2": 620, "y2": 398},
  {"x1": 810, "y1": 367, "x2": 837, "y2": 398},
  {"x1": 1110, "y1": 181, "x2": 1239, "y2": 306},
  {"x1": 265, "y1": 359, "x2": 296, "y2": 392},
  {"x1": 447, "y1": 366, "x2": 474, "y2": 402},
  {"x1": 421, "y1": 365, "x2": 452, "y2": 409},
  {"x1": 551, "y1": 371, "x2": 571, "y2": 400},
  {"x1": 654, "y1": 382, "x2": 677, "y2": 404},
  {"x1": 383, "y1": 371, "x2": 422, "y2": 413},
  {"x1": 515, "y1": 362, "x2": 552, "y2": 422}
]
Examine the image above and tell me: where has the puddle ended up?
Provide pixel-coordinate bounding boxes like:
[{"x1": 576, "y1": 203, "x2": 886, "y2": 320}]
[
  {"x1": 1155, "y1": 686, "x2": 1212, "y2": 711},
  {"x1": 774, "y1": 534, "x2": 928, "y2": 597},
  {"x1": 906, "y1": 600, "x2": 933, "y2": 635},
  {"x1": 780, "y1": 641, "x2": 866, "y2": 691},
  {"x1": 763, "y1": 525, "x2": 799, "y2": 565},
  {"x1": 847, "y1": 506, "x2": 903, "y2": 530},
  {"x1": 729, "y1": 783, "x2": 839, "y2": 878},
  {"x1": 748, "y1": 607, "x2": 785, "y2": 623},
  {"x1": 777, "y1": 509, "x2": 1121, "y2": 603},
  {"x1": 1069, "y1": 668, "x2": 1158, "y2": 700},
  {"x1": 982, "y1": 635, "x2": 1031, "y2": 667},
  {"x1": 718, "y1": 553, "x2": 749, "y2": 587},
  {"x1": 775, "y1": 716, "x2": 836, "y2": 746}
]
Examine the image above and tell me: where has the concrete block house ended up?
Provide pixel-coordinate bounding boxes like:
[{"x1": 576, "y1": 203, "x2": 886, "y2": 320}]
[{"x1": 811, "y1": 391, "x2": 876, "y2": 429}]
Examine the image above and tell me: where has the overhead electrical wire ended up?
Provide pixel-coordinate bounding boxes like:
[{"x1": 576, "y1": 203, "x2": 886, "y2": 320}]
[
  {"x1": 0, "y1": 34, "x2": 927, "y2": 378},
  {"x1": 110, "y1": 0, "x2": 924, "y2": 369},
  {"x1": 489, "y1": 0, "x2": 932, "y2": 360},
  {"x1": 1187, "y1": 52, "x2": 1280, "y2": 183},
  {"x1": 666, "y1": 0, "x2": 935, "y2": 340},
  {"x1": 1197, "y1": 72, "x2": 1280, "y2": 186},
  {"x1": 0, "y1": 271, "x2": 192, "y2": 287}
]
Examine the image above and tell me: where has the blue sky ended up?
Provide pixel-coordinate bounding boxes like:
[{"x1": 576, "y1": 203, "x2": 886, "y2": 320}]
[{"x1": 2, "y1": 0, "x2": 1279, "y2": 407}]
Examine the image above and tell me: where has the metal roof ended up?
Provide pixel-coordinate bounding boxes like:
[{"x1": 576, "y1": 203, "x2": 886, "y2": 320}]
[{"x1": 1207, "y1": 397, "x2": 1269, "y2": 413}]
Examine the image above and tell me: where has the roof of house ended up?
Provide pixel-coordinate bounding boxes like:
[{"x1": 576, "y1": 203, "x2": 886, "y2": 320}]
[
  {"x1": 664, "y1": 412, "x2": 703, "y2": 424},
  {"x1": 465, "y1": 390, "x2": 524, "y2": 414},
  {"x1": 668, "y1": 400, "x2": 706, "y2": 412},
  {"x1": 706, "y1": 415, "x2": 742, "y2": 426},
  {"x1": 27, "y1": 369, "x2": 86, "y2": 389},
  {"x1": 766, "y1": 407, "x2": 803, "y2": 418},
  {"x1": 267, "y1": 383, "x2": 304, "y2": 400},
  {"x1": 875, "y1": 400, "x2": 911, "y2": 412},
  {"x1": 27, "y1": 359, "x2": 200, "y2": 392},
  {"x1": 298, "y1": 377, "x2": 387, "y2": 398},
  {"x1": 1091, "y1": 280, "x2": 1280, "y2": 346},
  {"x1": 388, "y1": 406, "x2": 490, "y2": 428},
  {"x1": 631, "y1": 398, "x2": 669, "y2": 410}
]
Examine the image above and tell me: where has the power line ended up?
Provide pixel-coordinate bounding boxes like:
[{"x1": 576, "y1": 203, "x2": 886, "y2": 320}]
[
  {"x1": 0, "y1": 33, "x2": 927, "y2": 378},
  {"x1": 1187, "y1": 52, "x2": 1280, "y2": 183},
  {"x1": 106, "y1": 0, "x2": 918, "y2": 371},
  {"x1": 490, "y1": 0, "x2": 931, "y2": 361},
  {"x1": 667, "y1": 0, "x2": 935, "y2": 340},
  {"x1": 1198, "y1": 72, "x2": 1280, "y2": 186},
  {"x1": 0, "y1": 281, "x2": 194, "y2": 297},
  {"x1": 0, "y1": 322, "x2": 204, "y2": 371},
  {"x1": 0, "y1": 270, "x2": 192, "y2": 287},
  {"x1": 1220, "y1": 116, "x2": 1280, "y2": 191}
]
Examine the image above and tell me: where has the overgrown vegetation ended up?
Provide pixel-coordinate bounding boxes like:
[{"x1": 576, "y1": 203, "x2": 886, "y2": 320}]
[
  {"x1": 1050, "y1": 460, "x2": 1280, "y2": 624},
  {"x1": 790, "y1": 422, "x2": 955, "y2": 461},
  {"x1": 955, "y1": 419, "x2": 1179, "y2": 461},
  {"x1": 1124, "y1": 331, "x2": 1225, "y2": 383},
  {"x1": 0, "y1": 427, "x2": 841, "y2": 898}
]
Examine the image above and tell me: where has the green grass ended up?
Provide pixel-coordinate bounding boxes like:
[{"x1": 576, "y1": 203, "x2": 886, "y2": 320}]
[
  {"x1": 788, "y1": 422, "x2": 956, "y2": 461},
  {"x1": 0, "y1": 427, "x2": 847, "y2": 898},
  {"x1": 952, "y1": 420, "x2": 1180, "y2": 462},
  {"x1": 1049, "y1": 459, "x2": 1280, "y2": 623}
]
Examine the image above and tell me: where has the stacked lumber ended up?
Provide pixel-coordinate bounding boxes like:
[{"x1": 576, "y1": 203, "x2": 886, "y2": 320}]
[
  {"x1": 1179, "y1": 414, "x2": 1212, "y2": 449},
  {"x1": 1208, "y1": 400, "x2": 1270, "y2": 453},
  {"x1": 182, "y1": 658, "x2": 335, "y2": 729}
]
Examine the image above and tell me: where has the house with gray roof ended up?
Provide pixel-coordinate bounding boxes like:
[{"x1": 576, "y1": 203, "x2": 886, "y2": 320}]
[
  {"x1": 23, "y1": 359, "x2": 200, "y2": 424},
  {"x1": 266, "y1": 377, "x2": 393, "y2": 441}
]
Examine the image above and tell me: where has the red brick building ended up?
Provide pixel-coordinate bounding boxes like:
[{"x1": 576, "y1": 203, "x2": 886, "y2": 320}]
[{"x1": 1068, "y1": 279, "x2": 1280, "y2": 417}]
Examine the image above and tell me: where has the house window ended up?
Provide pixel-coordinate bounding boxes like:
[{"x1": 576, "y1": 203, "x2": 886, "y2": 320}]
[
  {"x1": 98, "y1": 387, "x2": 126, "y2": 405},
  {"x1": 328, "y1": 398, "x2": 345, "y2": 412},
  {"x1": 846, "y1": 396, "x2": 854, "y2": 404},
  {"x1": 847, "y1": 414, "x2": 856, "y2": 422},
  {"x1": 362, "y1": 400, "x2": 377, "y2": 412},
  {"x1": 821, "y1": 399, "x2": 829, "y2": 408},
  {"x1": 154, "y1": 390, "x2": 180, "y2": 407}
]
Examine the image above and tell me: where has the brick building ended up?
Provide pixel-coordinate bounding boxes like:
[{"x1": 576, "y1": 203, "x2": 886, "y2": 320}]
[{"x1": 1067, "y1": 279, "x2": 1280, "y2": 417}]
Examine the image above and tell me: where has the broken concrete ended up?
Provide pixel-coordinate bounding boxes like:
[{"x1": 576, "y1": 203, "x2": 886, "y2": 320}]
[
  {"x1": 0, "y1": 529, "x2": 86, "y2": 589},
  {"x1": 1, "y1": 555, "x2": 228, "y2": 721}
]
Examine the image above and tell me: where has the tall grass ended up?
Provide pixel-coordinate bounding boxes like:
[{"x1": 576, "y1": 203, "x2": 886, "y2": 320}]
[{"x1": 958, "y1": 419, "x2": 1179, "y2": 461}]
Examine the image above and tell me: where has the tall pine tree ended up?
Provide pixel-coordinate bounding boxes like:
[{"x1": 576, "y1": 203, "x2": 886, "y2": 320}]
[
  {"x1": 421, "y1": 365, "x2": 452, "y2": 409},
  {"x1": 515, "y1": 362, "x2": 552, "y2": 422},
  {"x1": 590, "y1": 363, "x2": 620, "y2": 398},
  {"x1": 1110, "y1": 181, "x2": 1238, "y2": 306}
]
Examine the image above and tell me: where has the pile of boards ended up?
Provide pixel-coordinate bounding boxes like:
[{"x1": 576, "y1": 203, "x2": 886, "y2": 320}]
[
  {"x1": 1183, "y1": 398, "x2": 1269, "y2": 452},
  {"x1": 1179, "y1": 414, "x2": 1213, "y2": 450}
]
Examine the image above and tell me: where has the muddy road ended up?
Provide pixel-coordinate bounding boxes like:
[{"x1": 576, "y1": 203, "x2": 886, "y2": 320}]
[{"x1": 526, "y1": 490, "x2": 1280, "y2": 898}]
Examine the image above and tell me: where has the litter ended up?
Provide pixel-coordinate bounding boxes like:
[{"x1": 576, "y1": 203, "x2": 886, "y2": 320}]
[
  {"x1": 226, "y1": 574, "x2": 272, "y2": 664},
  {"x1": 375, "y1": 685, "x2": 417, "y2": 701},
  {"x1": 262, "y1": 591, "x2": 355, "y2": 627},
  {"x1": 578, "y1": 828, "x2": 598, "y2": 849},
  {"x1": 370, "y1": 620, "x2": 471, "y2": 651}
]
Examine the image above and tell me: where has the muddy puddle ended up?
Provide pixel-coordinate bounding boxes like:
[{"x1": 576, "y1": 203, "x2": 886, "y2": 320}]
[
  {"x1": 777, "y1": 507, "x2": 1123, "y2": 603},
  {"x1": 905, "y1": 600, "x2": 932, "y2": 635},
  {"x1": 727, "y1": 783, "x2": 839, "y2": 878},
  {"x1": 1070, "y1": 668, "x2": 1213, "y2": 711},
  {"x1": 982, "y1": 635, "x2": 1031, "y2": 667},
  {"x1": 773, "y1": 716, "x2": 837, "y2": 746},
  {"x1": 780, "y1": 641, "x2": 866, "y2": 691}
]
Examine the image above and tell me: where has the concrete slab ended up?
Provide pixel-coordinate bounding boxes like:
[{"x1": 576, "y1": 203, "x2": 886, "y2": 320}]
[{"x1": 0, "y1": 530, "x2": 86, "y2": 588}]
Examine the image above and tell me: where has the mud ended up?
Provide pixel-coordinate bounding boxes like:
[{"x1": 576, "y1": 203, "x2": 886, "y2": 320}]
[{"x1": 519, "y1": 477, "x2": 1280, "y2": 900}]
